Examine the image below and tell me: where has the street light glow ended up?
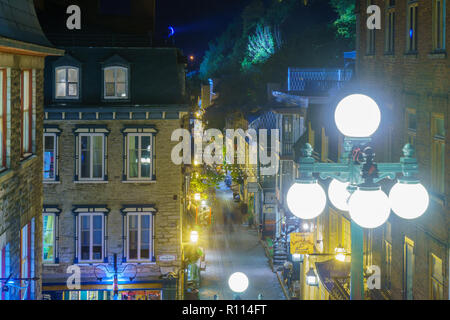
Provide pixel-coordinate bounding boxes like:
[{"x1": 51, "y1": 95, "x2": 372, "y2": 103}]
[
  {"x1": 286, "y1": 182, "x2": 327, "y2": 220},
  {"x1": 228, "y1": 272, "x2": 249, "y2": 293},
  {"x1": 194, "y1": 193, "x2": 201, "y2": 201},
  {"x1": 328, "y1": 179, "x2": 351, "y2": 212},
  {"x1": 190, "y1": 230, "x2": 199, "y2": 243},
  {"x1": 348, "y1": 187, "x2": 390, "y2": 229},
  {"x1": 334, "y1": 94, "x2": 381, "y2": 138},
  {"x1": 389, "y1": 181, "x2": 429, "y2": 220}
]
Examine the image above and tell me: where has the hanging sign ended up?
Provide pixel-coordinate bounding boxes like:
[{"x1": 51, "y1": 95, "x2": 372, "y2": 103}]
[{"x1": 290, "y1": 232, "x2": 314, "y2": 255}]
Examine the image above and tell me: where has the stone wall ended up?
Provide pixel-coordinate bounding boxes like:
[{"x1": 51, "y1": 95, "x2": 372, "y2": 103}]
[
  {"x1": 42, "y1": 118, "x2": 184, "y2": 284},
  {"x1": 0, "y1": 53, "x2": 45, "y2": 300}
]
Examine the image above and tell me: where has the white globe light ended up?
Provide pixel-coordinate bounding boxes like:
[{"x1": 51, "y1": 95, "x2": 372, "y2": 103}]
[
  {"x1": 348, "y1": 187, "x2": 390, "y2": 228},
  {"x1": 228, "y1": 272, "x2": 249, "y2": 293},
  {"x1": 335, "y1": 94, "x2": 381, "y2": 137},
  {"x1": 286, "y1": 182, "x2": 327, "y2": 219},
  {"x1": 328, "y1": 179, "x2": 351, "y2": 211},
  {"x1": 389, "y1": 182, "x2": 429, "y2": 219}
]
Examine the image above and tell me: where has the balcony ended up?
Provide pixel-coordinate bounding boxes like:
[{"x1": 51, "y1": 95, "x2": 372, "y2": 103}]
[{"x1": 287, "y1": 68, "x2": 353, "y2": 95}]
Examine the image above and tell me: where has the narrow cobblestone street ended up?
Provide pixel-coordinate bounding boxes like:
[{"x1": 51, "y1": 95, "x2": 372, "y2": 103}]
[{"x1": 198, "y1": 183, "x2": 286, "y2": 300}]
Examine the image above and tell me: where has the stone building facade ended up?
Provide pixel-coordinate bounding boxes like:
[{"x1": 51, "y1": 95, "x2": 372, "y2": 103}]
[
  {"x1": 0, "y1": 0, "x2": 62, "y2": 300},
  {"x1": 356, "y1": 0, "x2": 449, "y2": 299},
  {"x1": 41, "y1": 46, "x2": 188, "y2": 300}
]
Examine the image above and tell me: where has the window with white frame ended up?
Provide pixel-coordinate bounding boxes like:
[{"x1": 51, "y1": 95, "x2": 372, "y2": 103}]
[
  {"x1": 80, "y1": 134, "x2": 104, "y2": 180},
  {"x1": 79, "y1": 213, "x2": 104, "y2": 262},
  {"x1": 406, "y1": 1, "x2": 419, "y2": 52},
  {"x1": 122, "y1": 127, "x2": 156, "y2": 181},
  {"x1": 74, "y1": 126, "x2": 109, "y2": 182},
  {"x1": 128, "y1": 134, "x2": 153, "y2": 180},
  {"x1": 127, "y1": 213, "x2": 153, "y2": 261},
  {"x1": 432, "y1": 0, "x2": 446, "y2": 51},
  {"x1": 20, "y1": 221, "x2": 34, "y2": 300},
  {"x1": 104, "y1": 66, "x2": 128, "y2": 99},
  {"x1": 55, "y1": 66, "x2": 79, "y2": 99}
]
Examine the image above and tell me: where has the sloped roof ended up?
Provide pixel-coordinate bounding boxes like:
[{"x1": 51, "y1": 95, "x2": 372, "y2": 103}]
[{"x1": 0, "y1": 0, "x2": 51, "y2": 47}]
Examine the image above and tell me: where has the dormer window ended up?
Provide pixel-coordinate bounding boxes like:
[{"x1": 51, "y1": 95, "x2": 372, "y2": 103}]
[
  {"x1": 104, "y1": 66, "x2": 128, "y2": 99},
  {"x1": 55, "y1": 66, "x2": 79, "y2": 99}
]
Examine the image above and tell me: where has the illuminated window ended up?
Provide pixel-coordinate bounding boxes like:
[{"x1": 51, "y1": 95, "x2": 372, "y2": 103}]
[
  {"x1": 308, "y1": 122, "x2": 315, "y2": 149},
  {"x1": 430, "y1": 253, "x2": 444, "y2": 300},
  {"x1": 432, "y1": 0, "x2": 446, "y2": 51},
  {"x1": 0, "y1": 243, "x2": 10, "y2": 300},
  {"x1": 383, "y1": 222, "x2": 392, "y2": 291},
  {"x1": 406, "y1": 108, "x2": 416, "y2": 146},
  {"x1": 79, "y1": 214, "x2": 104, "y2": 262},
  {"x1": 406, "y1": 1, "x2": 418, "y2": 52},
  {"x1": 55, "y1": 67, "x2": 79, "y2": 99},
  {"x1": 43, "y1": 214, "x2": 56, "y2": 263},
  {"x1": 21, "y1": 70, "x2": 35, "y2": 157},
  {"x1": 127, "y1": 134, "x2": 153, "y2": 180},
  {"x1": 20, "y1": 222, "x2": 34, "y2": 300},
  {"x1": 122, "y1": 127, "x2": 156, "y2": 182},
  {"x1": 127, "y1": 213, "x2": 153, "y2": 261},
  {"x1": 431, "y1": 114, "x2": 445, "y2": 194},
  {"x1": 385, "y1": 1, "x2": 396, "y2": 53},
  {"x1": 104, "y1": 66, "x2": 128, "y2": 99}
]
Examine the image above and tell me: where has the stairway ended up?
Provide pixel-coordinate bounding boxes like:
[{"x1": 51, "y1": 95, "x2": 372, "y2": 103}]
[{"x1": 272, "y1": 235, "x2": 288, "y2": 267}]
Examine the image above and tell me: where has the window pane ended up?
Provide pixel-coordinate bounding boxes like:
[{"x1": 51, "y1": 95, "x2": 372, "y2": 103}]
[
  {"x1": 56, "y1": 68, "x2": 66, "y2": 82},
  {"x1": 140, "y1": 215, "x2": 150, "y2": 260},
  {"x1": 432, "y1": 255, "x2": 443, "y2": 283},
  {"x1": 44, "y1": 136, "x2": 55, "y2": 179},
  {"x1": 68, "y1": 68, "x2": 78, "y2": 82},
  {"x1": 435, "y1": 118, "x2": 445, "y2": 137},
  {"x1": 68, "y1": 83, "x2": 78, "y2": 97},
  {"x1": 408, "y1": 112, "x2": 416, "y2": 131},
  {"x1": 128, "y1": 136, "x2": 138, "y2": 178},
  {"x1": 43, "y1": 215, "x2": 55, "y2": 262},
  {"x1": 105, "y1": 69, "x2": 114, "y2": 82},
  {"x1": 80, "y1": 136, "x2": 90, "y2": 178},
  {"x1": 56, "y1": 83, "x2": 66, "y2": 97},
  {"x1": 92, "y1": 136, "x2": 103, "y2": 178},
  {"x1": 105, "y1": 83, "x2": 115, "y2": 97},
  {"x1": 23, "y1": 111, "x2": 29, "y2": 153},
  {"x1": 128, "y1": 216, "x2": 138, "y2": 260},
  {"x1": 141, "y1": 136, "x2": 151, "y2": 178},
  {"x1": 81, "y1": 216, "x2": 90, "y2": 260},
  {"x1": 92, "y1": 216, "x2": 102, "y2": 260},
  {"x1": 116, "y1": 83, "x2": 127, "y2": 97},
  {"x1": 116, "y1": 68, "x2": 126, "y2": 82}
]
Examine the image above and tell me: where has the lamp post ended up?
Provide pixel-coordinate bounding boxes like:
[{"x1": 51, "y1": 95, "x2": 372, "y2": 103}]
[{"x1": 286, "y1": 94, "x2": 429, "y2": 300}]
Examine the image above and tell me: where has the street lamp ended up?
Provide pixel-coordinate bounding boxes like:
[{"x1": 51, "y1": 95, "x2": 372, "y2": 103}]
[
  {"x1": 287, "y1": 94, "x2": 429, "y2": 299},
  {"x1": 305, "y1": 267, "x2": 319, "y2": 287},
  {"x1": 194, "y1": 193, "x2": 201, "y2": 201},
  {"x1": 334, "y1": 245, "x2": 346, "y2": 262},
  {"x1": 228, "y1": 272, "x2": 249, "y2": 299}
]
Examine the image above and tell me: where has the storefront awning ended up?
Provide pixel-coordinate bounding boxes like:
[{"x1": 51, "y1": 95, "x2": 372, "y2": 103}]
[{"x1": 315, "y1": 259, "x2": 350, "y2": 294}]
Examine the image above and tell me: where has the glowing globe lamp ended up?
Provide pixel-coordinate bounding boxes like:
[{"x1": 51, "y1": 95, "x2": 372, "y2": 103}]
[
  {"x1": 228, "y1": 272, "x2": 249, "y2": 293},
  {"x1": 335, "y1": 94, "x2": 381, "y2": 138},
  {"x1": 190, "y1": 231, "x2": 199, "y2": 244},
  {"x1": 389, "y1": 181, "x2": 429, "y2": 220},
  {"x1": 348, "y1": 186, "x2": 390, "y2": 228},
  {"x1": 328, "y1": 179, "x2": 351, "y2": 211},
  {"x1": 286, "y1": 182, "x2": 326, "y2": 220}
]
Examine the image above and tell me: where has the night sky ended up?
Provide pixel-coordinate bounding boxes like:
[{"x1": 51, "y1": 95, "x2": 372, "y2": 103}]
[
  {"x1": 35, "y1": 0, "x2": 251, "y2": 68},
  {"x1": 156, "y1": 0, "x2": 251, "y2": 67}
]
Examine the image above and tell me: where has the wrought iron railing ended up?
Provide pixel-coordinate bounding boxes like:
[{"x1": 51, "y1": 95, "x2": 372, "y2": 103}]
[{"x1": 288, "y1": 68, "x2": 353, "y2": 94}]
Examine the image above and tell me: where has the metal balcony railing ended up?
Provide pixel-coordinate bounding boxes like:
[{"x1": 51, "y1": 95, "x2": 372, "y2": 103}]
[{"x1": 287, "y1": 68, "x2": 353, "y2": 94}]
